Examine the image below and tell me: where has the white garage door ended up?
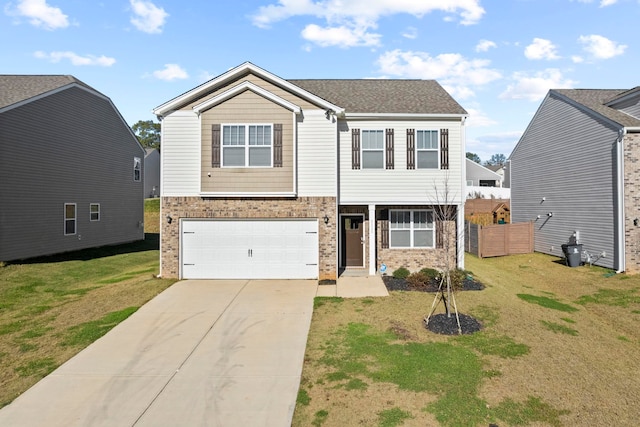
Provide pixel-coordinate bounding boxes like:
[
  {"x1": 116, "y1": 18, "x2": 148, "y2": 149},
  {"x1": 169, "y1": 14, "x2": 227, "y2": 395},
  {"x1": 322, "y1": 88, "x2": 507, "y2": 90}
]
[{"x1": 181, "y1": 219, "x2": 319, "y2": 279}]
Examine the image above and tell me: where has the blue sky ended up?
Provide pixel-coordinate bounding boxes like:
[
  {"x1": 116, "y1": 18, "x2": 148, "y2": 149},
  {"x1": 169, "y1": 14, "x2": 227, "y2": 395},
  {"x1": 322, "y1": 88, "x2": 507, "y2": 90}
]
[{"x1": 2, "y1": 0, "x2": 638, "y2": 162}]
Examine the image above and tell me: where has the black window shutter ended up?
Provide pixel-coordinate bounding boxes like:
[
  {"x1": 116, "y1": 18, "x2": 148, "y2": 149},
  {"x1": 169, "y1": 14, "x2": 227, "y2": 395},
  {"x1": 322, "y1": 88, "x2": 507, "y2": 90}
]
[
  {"x1": 440, "y1": 129, "x2": 449, "y2": 170},
  {"x1": 406, "y1": 129, "x2": 415, "y2": 170},
  {"x1": 211, "y1": 124, "x2": 221, "y2": 168},
  {"x1": 352, "y1": 129, "x2": 360, "y2": 170},
  {"x1": 273, "y1": 124, "x2": 283, "y2": 167},
  {"x1": 385, "y1": 128, "x2": 394, "y2": 169},
  {"x1": 380, "y1": 209, "x2": 389, "y2": 249}
]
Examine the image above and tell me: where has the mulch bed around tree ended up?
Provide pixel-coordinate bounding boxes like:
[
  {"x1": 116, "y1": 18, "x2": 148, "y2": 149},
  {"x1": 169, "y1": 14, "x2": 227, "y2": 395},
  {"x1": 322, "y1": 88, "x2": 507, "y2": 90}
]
[
  {"x1": 425, "y1": 313, "x2": 483, "y2": 335},
  {"x1": 381, "y1": 276, "x2": 484, "y2": 293}
]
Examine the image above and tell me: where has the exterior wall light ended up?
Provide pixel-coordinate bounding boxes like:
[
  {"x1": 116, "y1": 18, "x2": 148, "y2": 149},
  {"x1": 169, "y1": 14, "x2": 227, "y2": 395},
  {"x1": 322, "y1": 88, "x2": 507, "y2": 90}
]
[
  {"x1": 323, "y1": 215, "x2": 329, "y2": 225},
  {"x1": 166, "y1": 215, "x2": 173, "y2": 224}
]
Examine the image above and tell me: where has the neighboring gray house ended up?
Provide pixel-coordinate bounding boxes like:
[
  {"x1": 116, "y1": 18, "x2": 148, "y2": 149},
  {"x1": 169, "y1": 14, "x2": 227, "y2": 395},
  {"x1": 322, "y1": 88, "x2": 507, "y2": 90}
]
[
  {"x1": 144, "y1": 148, "x2": 160, "y2": 198},
  {"x1": 510, "y1": 87, "x2": 640, "y2": 272},
  {"x1": 0, "y1": 75, "x2": 145, "y2": 262}
]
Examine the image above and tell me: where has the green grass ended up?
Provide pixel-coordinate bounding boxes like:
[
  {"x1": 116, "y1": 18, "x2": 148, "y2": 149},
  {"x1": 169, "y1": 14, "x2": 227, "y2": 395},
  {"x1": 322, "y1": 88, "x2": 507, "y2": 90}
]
[
  {"x1": 144, "y1": 198, "x2": 160, "y2": 212},
  {"x1": 14, "y1": 358, "x2": 57, "y2": 378},
  {"x1": 455, "y1": 332, "x2": 530, "y2": 358},
  {"x1": 297, "y1": 389, "x2": 311, "y2": 406},
  {"x1": 61, "y1": 307, "x2": 139, "y2": 347},
  {"x1": 575, "y1": 288, "x2": 640, "y2": 308},
  {"x1": 378, "y1": 407, "x2": 413, "y2": 427},
  {"x1": 517, "y1": 294, "x2": 579, "y2": 312},
  {"x1": 541, "y1": 320, "x2": 578, "y2": 336},
  {"x1": 312, "y1": 410, "x2": 329, "y2": 426},
  {"x1": 314, "y1": 296, "x2": 343, "y2": 309}
]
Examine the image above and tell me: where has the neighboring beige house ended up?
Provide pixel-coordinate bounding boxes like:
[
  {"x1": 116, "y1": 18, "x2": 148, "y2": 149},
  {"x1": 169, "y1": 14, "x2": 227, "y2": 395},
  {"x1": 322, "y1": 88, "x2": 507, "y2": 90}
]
[
  {"x1": 510, "y1": 87, "x2": 640, "y2": 272},
  {"x1": 153, "y1": 62, "x2": 468, "y2": 280},
  {"x1": 0, "y1": 75, "x2": 145, "y2": 262}
]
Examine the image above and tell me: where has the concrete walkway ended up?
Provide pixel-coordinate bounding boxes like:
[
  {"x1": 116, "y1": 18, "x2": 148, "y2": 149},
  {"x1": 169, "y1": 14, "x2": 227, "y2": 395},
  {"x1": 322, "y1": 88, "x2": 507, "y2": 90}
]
[{"x1": 0, "y1": 280, "x2": 318, "y2": 427}]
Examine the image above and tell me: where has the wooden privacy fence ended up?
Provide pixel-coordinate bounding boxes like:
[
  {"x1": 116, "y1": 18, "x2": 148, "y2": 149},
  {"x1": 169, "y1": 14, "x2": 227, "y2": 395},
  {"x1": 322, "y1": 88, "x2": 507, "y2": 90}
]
[{"x1": 465, "y1": 221, "x2": 534, "y2": 258}]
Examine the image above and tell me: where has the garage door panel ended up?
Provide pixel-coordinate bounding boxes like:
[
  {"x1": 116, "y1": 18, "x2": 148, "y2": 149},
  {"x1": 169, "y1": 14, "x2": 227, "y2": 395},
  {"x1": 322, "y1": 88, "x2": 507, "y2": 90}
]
[{"x1": 181, "y1": 220, "x2": 318, "y2": 279}]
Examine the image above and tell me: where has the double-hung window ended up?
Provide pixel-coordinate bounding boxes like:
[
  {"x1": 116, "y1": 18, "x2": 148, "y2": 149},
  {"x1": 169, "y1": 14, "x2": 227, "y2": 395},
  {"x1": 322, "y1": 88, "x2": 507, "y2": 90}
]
[
  {"x1": 133, "y1": 157, "x2": 141, "y2": 181},
  {"x1": 416, "y1": 130, "x2": 439, "y2": 169},
  {"x1": 222, "y1": 124, "x2": 272, "y2": 167},
  {"x1": 389, "y1": 210, "x2": 434, "y2": 248},
  {"x1": 361, "y1": 130, "x2": 384, "y2": 169},
  {"x1": 90, "y1": 203, "x2": 100, "y2": 221},
  {"x1": 64, "y1": 203, "x2": 76, "y2": 235}
]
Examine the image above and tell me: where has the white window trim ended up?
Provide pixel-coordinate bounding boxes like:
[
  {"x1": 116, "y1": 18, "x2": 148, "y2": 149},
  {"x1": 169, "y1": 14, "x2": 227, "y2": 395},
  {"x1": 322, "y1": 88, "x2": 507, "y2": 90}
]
[
  {"x1": 416, "y1": 129, "x2": 440, "y2": 169},
  {"x1": 134, "y1": 157, "x2": 141, "y2": 182},
  {"x1": 361, "y1": 129, "x2": 385, "y2": 169},
  {"x1": 221, "y1": 123, "x2": 274, "y2": 168},
  {"x1": 389, "y1": 209, "x2": 435, "y2": 249},
  {"x1": 64, "y1": 203, "x2": 77, "y2": 236},
  {"x1": 90, "y1": 203, "x2": 100, "y2": 222}
]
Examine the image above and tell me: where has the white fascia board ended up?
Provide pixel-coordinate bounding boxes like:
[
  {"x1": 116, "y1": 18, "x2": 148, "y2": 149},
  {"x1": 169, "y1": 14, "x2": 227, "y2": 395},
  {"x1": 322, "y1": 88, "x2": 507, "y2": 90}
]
[
  {"x1": 625, "y1": 126, "x2": 640, "y2": 132},
  {"x1": 345, "y1": 113, "x2": 467, "y2": 120},
  {"x1": 192, "y1": 81, "x2": 301, "y2": 114},
  {"x1": 153, "y1": 61, "x2": 344, "y2": 117},
  {"x1": 199, "y1": 192, "x2": 297, "y2": 198},
  {"x1": 339, "y1": 199, "x2": 463, "y2": 206}
]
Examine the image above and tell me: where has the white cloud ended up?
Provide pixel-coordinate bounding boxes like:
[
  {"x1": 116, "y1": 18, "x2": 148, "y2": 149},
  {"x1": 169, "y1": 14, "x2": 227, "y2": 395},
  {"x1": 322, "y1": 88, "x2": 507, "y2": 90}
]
[
  {"x1": 130, "y1": 0, "x2": 168, "y2": 34},
  {"x1": 524, "y1": 38, "x2": 560, "y2": 60},
  {"x1": 475, "y1": 39, "x2": 496, "y2": 52},
  {"x1": 465, "y1": 107, "x2": 497, "y2": 127},
  {"x1": 34, "y1": 50, "x2": 116, "y2": 66},
  {"x1": 499, "y1": 69, "x2": 577, "y2": 101},
  {"x1": 578, "y1": 34, "x2": 626, "y2": 59},
  {"x1": 467, "y1": 131, "x2": 522, "y2": 159},
  {"x1": 402, "y1": 26, "x2": 417, "y2": 40},
  {"x1": 6, "y1": 0, "x2": 69, "y2": 30},
  {"x1": 252, "y1": 0, "x2": 485, "y2": 47},
  {"x1": 301, "y1": 23, "x2": 381, "y2": 47},
  {"x1": 600, "y1": 0, "x2": 617, "y2": 6},
  {"x1": 152, "y1": 64, "x2": 188, "y2": 81},
  {"x1": 377, "y1": 49, "x2": 502, "y2": 99},
  {"x1": 571, "y1": 55, "x2": 584, "y2": 63}
]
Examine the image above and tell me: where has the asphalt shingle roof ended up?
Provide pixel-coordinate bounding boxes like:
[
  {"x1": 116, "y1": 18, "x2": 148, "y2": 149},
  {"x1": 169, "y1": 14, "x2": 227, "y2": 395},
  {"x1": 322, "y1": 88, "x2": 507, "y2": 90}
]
[
  {"x1": 553, "y1": 88, "x2": 640, "y2": 128},
  {"x1": 288, "y1": 79, "x2": 467, "y2": 115},
  {"x1": 0, "y1": 75, "x2": 91, "y2": 110}
]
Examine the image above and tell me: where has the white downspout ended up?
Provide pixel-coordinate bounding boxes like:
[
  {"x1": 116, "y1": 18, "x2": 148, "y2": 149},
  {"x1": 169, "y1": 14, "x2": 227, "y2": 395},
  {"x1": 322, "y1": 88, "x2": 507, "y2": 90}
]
[
  {"x1": 458, "y1": 116, "x2": 467, "y2": 270},
  {"x1": 616, "y1": 128, "x2": 626, "y2": 273},
  {"x1": 368, "y1": 204, "x2": 376, "y2": 275}
]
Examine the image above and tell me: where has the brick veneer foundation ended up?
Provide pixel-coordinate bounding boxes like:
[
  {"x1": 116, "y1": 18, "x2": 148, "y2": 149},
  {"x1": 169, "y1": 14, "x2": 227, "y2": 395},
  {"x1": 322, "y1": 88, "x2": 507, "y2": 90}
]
[
  {"x1": 161, "y1": 196, "x2": 337, "y2": 280},
  {"x1": 624, "y1": 133, "x2": 640, "y2": 273}
]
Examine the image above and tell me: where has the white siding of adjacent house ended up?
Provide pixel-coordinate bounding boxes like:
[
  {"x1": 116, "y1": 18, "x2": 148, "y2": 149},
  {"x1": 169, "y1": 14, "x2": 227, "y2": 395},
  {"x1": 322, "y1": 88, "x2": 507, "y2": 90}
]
[
  {"x1": 161, "y1": 111, "x2": 200, "y2": 196},
  {"x1": 510, "y1": 93, "x2": 620, "y2": 269},
  {"x1": 298, "y1": 110, "x2": 337, "y2": 197},
  {"x1": 339, "y1": 119, "x2": 464, "y2": 205}
]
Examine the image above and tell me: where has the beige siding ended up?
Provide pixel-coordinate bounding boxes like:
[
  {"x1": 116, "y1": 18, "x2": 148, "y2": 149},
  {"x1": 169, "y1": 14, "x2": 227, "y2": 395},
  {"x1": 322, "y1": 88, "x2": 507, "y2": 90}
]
[
  {"x1": 200, "y1": 90, "x2": 294, "y2": 193},
  {"x1": 161, "y1": 111, "x2": 200, "y2": 196},
  {"x1": 339, "y1": 118, "x2": 465, "y2": 204},
  {"x1": 298, "y1": 110, "x2": 337, "y2": 197},
  {"x1": 183, "y1": 72, "x2": 319, "y2": 112}
]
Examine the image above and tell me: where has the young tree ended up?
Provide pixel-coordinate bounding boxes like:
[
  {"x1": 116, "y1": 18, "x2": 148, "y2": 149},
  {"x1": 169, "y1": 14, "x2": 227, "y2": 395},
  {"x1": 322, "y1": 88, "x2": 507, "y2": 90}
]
[
  {"x1": 484, "y1": 153, "x2": 506, "y2": 166},
  {"x1": 466, "y1": 152, "x2": 481, "y2": 164},
  {"x1": 132, "y1": 120, "x2": 161, "y2": 149}
]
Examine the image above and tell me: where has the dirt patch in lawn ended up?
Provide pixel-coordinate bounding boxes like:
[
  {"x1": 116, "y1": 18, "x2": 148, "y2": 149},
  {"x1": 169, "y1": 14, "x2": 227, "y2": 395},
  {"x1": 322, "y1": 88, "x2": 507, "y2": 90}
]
[{"x1": 294, "y1": 253, "x2": 640, "y2": 426}]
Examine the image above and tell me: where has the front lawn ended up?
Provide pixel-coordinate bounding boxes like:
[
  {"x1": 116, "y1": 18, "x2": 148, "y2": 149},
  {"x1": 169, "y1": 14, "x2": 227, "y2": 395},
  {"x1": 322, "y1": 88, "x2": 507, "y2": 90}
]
[
  {"x1": 294, "y1": 253, "x2": 640, "y2": 426},
  {"x1": 0, "y1": 200, "x2": 173, "y2": 408}
]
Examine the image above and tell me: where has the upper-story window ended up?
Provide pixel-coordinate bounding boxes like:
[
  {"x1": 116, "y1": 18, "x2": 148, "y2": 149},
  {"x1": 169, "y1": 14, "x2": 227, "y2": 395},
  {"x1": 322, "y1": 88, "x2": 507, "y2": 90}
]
[
  {"x1": 416, "y1": 130, "x2": 439, "y2": 169},
  {"x1": 361, "y1": 130, "x2": 384, "y2": 169},
  {"x1": 222, "y1": 124, "x2": 272, "y2": 167},
  {"x1": 133, "y1": 157, "x2": 141, "y2": 181}
]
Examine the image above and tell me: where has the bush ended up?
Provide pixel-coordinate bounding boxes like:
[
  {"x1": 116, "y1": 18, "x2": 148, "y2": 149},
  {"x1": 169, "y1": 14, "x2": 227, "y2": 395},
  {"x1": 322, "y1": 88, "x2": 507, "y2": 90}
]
[
  {"x1": 393, "y1": 267, "x2": 410, "y2": 279},
  {"x1": 447, "y1": 268, "x2": 468, "y2": 290},
  {"x1": 419, "y1": 268, "x2": 440, "y2": 280},
  {"x1": 407, "y1": 271, "x2": 429, "y2": 287}
]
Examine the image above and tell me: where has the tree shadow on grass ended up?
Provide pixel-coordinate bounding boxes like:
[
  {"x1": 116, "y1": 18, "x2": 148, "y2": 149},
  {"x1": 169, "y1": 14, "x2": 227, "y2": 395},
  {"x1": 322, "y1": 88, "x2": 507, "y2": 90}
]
[{"x1": 8, "y1": 233, "x2": 159, "y2": 266}]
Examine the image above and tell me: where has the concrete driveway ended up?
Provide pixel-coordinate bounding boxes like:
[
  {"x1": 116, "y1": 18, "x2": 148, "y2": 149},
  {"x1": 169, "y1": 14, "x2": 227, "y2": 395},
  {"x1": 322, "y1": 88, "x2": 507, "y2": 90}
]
[{"x1": 0, "y1": 279, "x2": 317, "y2": 427}]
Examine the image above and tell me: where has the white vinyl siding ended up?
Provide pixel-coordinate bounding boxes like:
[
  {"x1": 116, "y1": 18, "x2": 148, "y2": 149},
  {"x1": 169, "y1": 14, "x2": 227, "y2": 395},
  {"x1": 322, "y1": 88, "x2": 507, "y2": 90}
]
[
  {"x1": 161, "y1": 111, "x2": 201, "y2": 196},
  {"x1": 339, "y1": 119, "x2": 464, "y2": 204},
  {"x1": 297, "y1": 110, "x2": 337, "y2": 197},
  {"x1": 510, "y1": 92, "x2": 618, "y2": 269},
  {"x1": 390, "y1": 209, "x2": 434, "y2": 248}
]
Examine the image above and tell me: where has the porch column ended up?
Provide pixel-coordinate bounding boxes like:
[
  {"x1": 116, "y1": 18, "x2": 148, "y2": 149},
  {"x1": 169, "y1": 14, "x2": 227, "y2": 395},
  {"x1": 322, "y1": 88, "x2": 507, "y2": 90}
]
[{"x1": 368, "y1": 204, "x2": 376, "y2": 275}]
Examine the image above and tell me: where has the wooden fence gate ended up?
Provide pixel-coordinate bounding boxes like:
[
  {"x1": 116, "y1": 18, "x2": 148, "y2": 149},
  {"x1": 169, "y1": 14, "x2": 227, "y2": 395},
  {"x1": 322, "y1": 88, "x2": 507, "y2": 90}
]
[{"x1": 465, "y1": 221, "x2": 534, "y2": 258}]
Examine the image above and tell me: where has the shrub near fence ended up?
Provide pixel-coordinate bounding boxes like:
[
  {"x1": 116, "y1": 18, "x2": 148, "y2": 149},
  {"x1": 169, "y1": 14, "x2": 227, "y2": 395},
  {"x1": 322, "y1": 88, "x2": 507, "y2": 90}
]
[{"x1": 465, "y1": 221, "x2": 534, "y2": 258}]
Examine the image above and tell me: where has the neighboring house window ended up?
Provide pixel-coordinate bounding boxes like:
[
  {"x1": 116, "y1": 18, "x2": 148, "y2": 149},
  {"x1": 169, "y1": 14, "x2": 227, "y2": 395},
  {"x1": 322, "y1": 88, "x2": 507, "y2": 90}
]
[
  {"x1": 361, "y1": 130, "x2": 384, "y2": 169},
  {"x1": 416, "y1": 130, "x2": 439, "y2": 168},
  {"x1": 389, "y1": 209, "x2": 434, "y2": 248},
  {"x1": 90, "y1": 203, "x2": 100, "y2": 221},
  {"x1": 222, "y1": 124, "x2": 272, "y2": 167},
  {"x1": 64, "y1": 203, "x2": 76, "y2": 235},
  {"x1": 134, "y1": 157, "x2": 141, "y2": 181}
]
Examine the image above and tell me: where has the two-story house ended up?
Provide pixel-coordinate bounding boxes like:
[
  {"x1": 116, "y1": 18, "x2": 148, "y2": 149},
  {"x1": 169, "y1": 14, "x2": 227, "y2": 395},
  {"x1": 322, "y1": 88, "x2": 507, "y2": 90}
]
[{"x1": 153, "y1": 62, "x2": 467, "y2": 280}]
